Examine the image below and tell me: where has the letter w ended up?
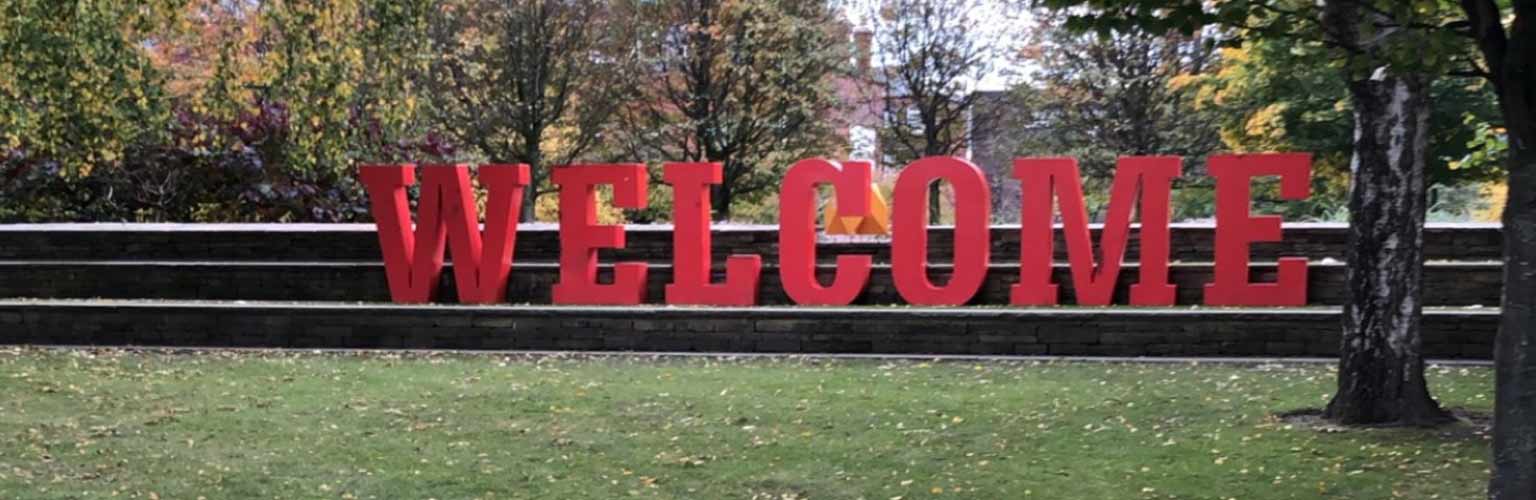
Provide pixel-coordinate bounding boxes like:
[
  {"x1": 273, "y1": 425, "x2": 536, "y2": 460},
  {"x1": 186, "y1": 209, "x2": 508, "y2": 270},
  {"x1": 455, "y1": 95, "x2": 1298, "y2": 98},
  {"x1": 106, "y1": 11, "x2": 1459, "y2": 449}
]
[
  {"x1": 360, "y1": 164, "x2": 529, "y2": 304},
  {"x1": 1012, "y1": 157, "x2": 1180, "y2": 306}
]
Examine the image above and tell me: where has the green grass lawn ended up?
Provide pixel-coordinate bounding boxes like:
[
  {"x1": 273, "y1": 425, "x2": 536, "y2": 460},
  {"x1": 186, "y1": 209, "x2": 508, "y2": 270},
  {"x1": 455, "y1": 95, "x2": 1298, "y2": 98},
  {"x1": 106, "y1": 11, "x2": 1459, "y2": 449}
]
[{"x1": 0, "y1": 349, "x2": 1493, "y2": 499}]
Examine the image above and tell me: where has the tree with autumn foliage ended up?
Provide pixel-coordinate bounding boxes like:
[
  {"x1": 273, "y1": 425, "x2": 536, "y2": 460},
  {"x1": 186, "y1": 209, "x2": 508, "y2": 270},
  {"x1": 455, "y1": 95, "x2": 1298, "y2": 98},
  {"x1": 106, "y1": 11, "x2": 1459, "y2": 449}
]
[
  {"x1": 1011, "y1": 13, "x2": 1223, "y2": 221},
  {"x1": 863, "y1": 0, "x2": 1017, "y2": 224},
  {"x1": 422, "y1": 0, "x2": 633, "y2": 222},
  {"x1": 196, "y1": 0, "x2": 439, "y2": 220},
  {"x1": 1179, "y1": 35, "x2": 1501, "y2": 221},
  {"x1": 615, "y1": 0, "x2": 847, "y2": 221},
  {"x1": 0, "y1": 0, "x2": 441, "y2": 222},
  {"x1": 0, "y1": 0, "x2": 180, "y2": 178}
]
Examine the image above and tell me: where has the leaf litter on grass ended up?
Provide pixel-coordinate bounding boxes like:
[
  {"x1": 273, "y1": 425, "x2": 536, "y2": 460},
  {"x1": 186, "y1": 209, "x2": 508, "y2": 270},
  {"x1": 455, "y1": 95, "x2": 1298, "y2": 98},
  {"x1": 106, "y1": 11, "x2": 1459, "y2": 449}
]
[{"x1": 0, "y1": 349, "x2": 1496, "y2": 499}]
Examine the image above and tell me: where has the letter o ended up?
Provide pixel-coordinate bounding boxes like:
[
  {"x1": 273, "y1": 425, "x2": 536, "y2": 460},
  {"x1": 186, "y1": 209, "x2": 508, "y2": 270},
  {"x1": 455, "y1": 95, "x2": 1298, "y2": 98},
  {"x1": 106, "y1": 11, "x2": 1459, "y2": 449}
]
[{"x1": 891, "y1": 156, "x2": 991, "y2": 305}]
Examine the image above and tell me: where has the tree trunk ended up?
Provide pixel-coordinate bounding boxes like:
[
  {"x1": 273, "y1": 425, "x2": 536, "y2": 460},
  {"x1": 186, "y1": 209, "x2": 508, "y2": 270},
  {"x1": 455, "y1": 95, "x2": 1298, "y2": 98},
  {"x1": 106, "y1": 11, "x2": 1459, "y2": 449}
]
[
  {"x1": 520, "y1": 138, "x2": 543, "y2": 222},
  {"x1": 927, "y1": 182, "x2": 942, "y2": 224},
  {"x1": 1455, "y1": 2, "x2": 1536, "y2": 497},
  {"x1": 924, "y1": 142, "x2": 945, "y2": 224},
  {"x1": 1322, "y1": 70, "x2": 1451, "y2": 426},
  {"x1": 1492, "y1": 141, "x2": 1536, "y2": 498},
  {"x1": 520, "y1": 181, "x2": 538, "y2": 222},
  {"x1": 711, "y1": 177, "x2": 732, "y2": 222}
]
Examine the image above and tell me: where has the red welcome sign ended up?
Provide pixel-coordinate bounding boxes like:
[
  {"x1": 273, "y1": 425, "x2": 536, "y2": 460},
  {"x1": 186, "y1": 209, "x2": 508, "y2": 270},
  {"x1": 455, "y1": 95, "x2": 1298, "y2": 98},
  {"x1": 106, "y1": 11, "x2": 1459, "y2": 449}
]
[{"x1": 360, "y1": 153, "x2": 1311, "y2": 307}]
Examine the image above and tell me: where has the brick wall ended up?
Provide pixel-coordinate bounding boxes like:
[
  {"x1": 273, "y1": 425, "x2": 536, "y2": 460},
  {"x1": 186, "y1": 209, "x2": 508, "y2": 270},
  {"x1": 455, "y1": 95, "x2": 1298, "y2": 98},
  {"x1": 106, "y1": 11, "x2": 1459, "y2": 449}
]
[
  {"x1": 0, "y1": 223, "x2": 1505, "y2": 358},
  {"x1": 0, "y1": 301, "x2": 1497, "y2": 358}
]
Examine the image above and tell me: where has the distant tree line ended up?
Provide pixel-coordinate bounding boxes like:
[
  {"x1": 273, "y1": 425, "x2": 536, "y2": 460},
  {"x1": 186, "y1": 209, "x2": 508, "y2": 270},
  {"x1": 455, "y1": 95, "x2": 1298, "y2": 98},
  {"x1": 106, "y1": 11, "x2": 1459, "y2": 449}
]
[
  {"x1": 0, "y1": 0, "x2": 1505, "y2": 224},
  {"x1": 0, "y1": 0, "x2": 846, "y2": 222}
]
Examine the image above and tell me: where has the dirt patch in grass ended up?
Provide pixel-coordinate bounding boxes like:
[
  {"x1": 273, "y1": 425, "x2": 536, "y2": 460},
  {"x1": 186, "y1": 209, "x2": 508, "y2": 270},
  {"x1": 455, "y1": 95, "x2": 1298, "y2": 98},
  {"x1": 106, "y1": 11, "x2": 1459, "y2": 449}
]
[{"x1": 1275, "y1": 406, "x2": 1493, "y2": 440}]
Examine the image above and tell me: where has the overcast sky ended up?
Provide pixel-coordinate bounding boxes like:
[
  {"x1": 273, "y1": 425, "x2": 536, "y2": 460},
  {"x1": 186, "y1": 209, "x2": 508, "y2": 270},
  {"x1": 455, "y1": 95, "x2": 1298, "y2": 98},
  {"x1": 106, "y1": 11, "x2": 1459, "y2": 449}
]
[{"x1": 842, "y1": 1, "x2": 1035, "y2": 92}]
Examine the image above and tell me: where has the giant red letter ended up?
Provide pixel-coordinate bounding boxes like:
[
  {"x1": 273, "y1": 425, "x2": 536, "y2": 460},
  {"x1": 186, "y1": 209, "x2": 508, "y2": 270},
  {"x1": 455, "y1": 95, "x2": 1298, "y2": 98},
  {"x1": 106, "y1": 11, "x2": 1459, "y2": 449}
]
[
  {"x1": 1012, "y1": 156, "x2": 1180, "y2": 306},
  {"x1": 1204, "y1": 153, "x2": 1311, "y2": 306},
  {"x1": 891, "y1": 156, "x2": 991, "y2": 305},
  {"x1": 778, "y1": 159, "x2": 873, "y2": 305},
  {"x1": 551, "y1": 164, "x2": 650, "y2": 305},
  {"x1": 663, "y1": 162, "x2": 762, "y2": 305},
  {"x1": 360, "y1": 163, "x2": 530, "y2": 304}
]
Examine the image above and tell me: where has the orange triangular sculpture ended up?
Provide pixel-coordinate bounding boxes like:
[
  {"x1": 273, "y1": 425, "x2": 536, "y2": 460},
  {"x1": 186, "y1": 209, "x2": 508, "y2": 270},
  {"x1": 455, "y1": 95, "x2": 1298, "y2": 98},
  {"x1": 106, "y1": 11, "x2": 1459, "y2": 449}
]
[{"x1": 822, "y1": 183, "x2": 891, "y2": 235}]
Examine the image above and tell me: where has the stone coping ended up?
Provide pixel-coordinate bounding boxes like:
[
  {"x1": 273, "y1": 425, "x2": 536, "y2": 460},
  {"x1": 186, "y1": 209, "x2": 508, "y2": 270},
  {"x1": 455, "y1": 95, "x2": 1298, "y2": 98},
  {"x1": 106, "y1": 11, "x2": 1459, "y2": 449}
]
[
  {"x1": 0, "y1": 298, "x2": 1498, "y2": 317},
  {"x1": 0, "y1": 222, "x2": 1504, "y2": 232},
  {"x1": 0, "y1": 259, "x2": 1504, "y2": 268}
]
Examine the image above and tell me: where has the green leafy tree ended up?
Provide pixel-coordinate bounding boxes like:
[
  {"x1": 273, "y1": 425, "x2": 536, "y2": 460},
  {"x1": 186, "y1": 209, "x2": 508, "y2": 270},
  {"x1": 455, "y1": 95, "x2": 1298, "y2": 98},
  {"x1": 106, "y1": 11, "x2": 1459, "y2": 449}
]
[
  {"x1": 1184, "y1": 35, "x2": 1501, "y2": 221},
  {"x1": 1178, "y1": 37, "x2": 1352, "y2": 220},
  {"x1": 1040, "y1": 0, "x2": 1479, "y2": 427}
]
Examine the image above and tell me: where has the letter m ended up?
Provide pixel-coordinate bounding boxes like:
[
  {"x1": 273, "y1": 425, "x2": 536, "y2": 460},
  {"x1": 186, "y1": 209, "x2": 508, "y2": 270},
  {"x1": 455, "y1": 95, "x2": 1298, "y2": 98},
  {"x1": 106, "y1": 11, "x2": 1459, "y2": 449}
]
[
  {"x1": 1012, "y1": 157, "x2": 1181, "y2": 306},
  {"x1": 360, "y1": 164, "x2": 529, "y2": 304}
]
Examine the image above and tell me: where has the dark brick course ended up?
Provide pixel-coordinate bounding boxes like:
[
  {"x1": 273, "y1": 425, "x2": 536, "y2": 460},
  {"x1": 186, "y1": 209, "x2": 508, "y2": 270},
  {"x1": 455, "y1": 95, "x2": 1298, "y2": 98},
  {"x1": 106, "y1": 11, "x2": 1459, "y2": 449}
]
[{"x1": 0, "y1": 301, "x2": 1495, "y2": 359}]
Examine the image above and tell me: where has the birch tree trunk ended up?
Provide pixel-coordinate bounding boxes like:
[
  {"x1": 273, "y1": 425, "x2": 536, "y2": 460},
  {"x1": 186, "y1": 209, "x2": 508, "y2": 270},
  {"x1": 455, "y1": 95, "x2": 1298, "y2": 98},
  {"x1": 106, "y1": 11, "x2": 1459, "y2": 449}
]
[
  {"x1": 1322, "y1": 69, "x2": 1451, "y2": 426},
  {"x1": 1311, "y1": 0, "x2": 1449, "y2": 427}
]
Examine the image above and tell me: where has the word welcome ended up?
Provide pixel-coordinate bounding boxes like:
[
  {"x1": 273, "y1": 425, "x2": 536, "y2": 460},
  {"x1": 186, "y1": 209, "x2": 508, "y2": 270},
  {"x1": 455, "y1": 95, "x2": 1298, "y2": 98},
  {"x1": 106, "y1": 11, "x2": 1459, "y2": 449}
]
[{"x1": 361, "y1": 154, "x2": 1312, "y2": 307}]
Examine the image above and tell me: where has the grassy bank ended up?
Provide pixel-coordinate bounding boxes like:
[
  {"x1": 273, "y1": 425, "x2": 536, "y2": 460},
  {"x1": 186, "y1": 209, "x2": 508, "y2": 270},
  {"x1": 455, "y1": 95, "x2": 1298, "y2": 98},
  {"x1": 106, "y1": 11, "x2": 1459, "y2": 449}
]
[{"x1": 0, "y1": 349, "x2": 1493, "y2": 499}]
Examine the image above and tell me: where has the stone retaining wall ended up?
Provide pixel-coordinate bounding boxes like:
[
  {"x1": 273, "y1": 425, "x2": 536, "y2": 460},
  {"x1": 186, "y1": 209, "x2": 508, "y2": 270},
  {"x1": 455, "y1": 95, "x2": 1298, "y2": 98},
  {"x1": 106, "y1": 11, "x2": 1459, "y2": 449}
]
[
  {"x1": 0, "y1": 223, "x2": 1504, "y2": 358},
  {"x1": 0, "y1": 301, "x2": 1497, "y2": 358}
]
